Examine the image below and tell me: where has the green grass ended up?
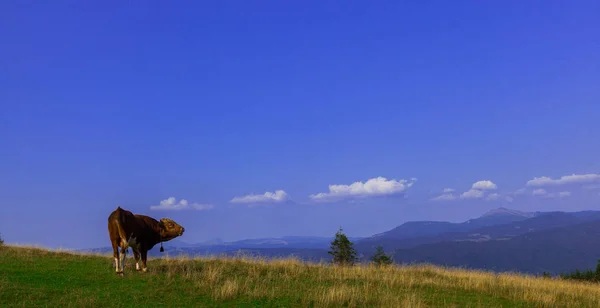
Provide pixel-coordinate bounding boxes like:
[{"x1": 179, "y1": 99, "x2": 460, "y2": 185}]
[{"x1": 2, "y1": 245, "x2": 600, "y2": 307}]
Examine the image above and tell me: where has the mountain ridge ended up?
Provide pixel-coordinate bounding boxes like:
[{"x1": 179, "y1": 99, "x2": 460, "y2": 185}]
[{"x1": 391, "y1": 217, "x2": 600, "y2": 275}]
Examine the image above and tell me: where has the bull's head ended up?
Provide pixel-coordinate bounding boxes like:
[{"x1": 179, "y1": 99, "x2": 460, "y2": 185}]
[{"x1": 159, "y1": 218, "x2": 185, "y2": 242}]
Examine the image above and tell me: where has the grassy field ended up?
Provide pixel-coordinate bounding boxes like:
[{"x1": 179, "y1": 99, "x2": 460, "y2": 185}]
[{"x1": 2, "y1": 246, "x2": 600, "y2": 307}]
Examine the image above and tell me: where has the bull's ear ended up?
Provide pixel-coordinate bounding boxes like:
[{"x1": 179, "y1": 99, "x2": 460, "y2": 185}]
[{"x1": 158, "y1": 219, "x2": 165, "y2": 229}]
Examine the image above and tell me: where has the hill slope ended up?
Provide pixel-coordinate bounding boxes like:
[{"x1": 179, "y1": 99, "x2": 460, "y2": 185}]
[
  {"x1": 356, "y1": 207, "x2": 537, "y2": 250},
  {"x1": 356, "y1": 211, "x2": 600, "y2": 253},
  {"x1": 2, "y1": 246, "x2": 600, "y2": 307},
  {"x1": 230, "y1": 215, "x2": 600, "y2": 274},
  {"x1": 392, "y1": 218, "x2": 600, "y2": 275}
]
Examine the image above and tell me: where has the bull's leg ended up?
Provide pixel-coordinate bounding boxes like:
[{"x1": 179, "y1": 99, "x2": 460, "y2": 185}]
[
  {"x1": 119, "y1": 246, "x2": 127, "y2": 275},
  {"x1": 133, "y1": 249, "x2": 141, "y2": 271},
  {"x1": 141, "y1": 249, "x2": 148, "y2": 272},
  {"x1": 111, "y1": 240, "x2": 122, "y2": 275}
]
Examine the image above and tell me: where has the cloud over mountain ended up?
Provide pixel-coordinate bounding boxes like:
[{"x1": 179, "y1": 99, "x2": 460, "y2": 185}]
[
  {"x1": 309, "y1": 176, "x2": 416, "y2": 202},
  {"x1": 551, "y1": 191, "x2": 572, "y2": 198},
  {"x1": 472, "y1": 180, "x2": 498, "y2": 190},
  {"x1": 458, "y1": 180, "x2": 498, "y2": 199},
  {"x1": 150, "y1": 197, "x2": 214, "y2": 211},
  {"x1": 486, "y1": 193, "x2": 501, "y2": 201},
  {"x1": 230, "y1": 190, "x2": 290, "y2": 204},
  {"x1": 431, "y1": 193, "x2": 457, "y2": 201},
  {"x1": 460, "y1": 188, "x2": 485, "y2": 199},
  {"x1": 526, "y1": 173, "x2": 600, "y2": 187},
  {"x1": 512, "y1": 188, "x2": 527, "y2": 195},
  {"x1": 432, "y1": 181, "x2": 499, "y2": 201},
  {"x1": 531, "y1": 189, "x2": 571, "y2": 198}
]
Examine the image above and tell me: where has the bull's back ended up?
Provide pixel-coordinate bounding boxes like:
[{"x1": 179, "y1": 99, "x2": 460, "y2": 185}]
[{"x1": 108, "y1": 206, "x2": 134, "y2": 242}]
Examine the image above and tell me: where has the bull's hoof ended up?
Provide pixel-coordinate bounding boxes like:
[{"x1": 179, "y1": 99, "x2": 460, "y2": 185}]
[{"x1": 117, "y1": 271, "x2": 124, "y2": 277}]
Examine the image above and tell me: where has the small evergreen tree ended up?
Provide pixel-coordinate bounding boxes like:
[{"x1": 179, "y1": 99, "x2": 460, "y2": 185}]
[
  {"x1": 0, "y1": 233, "x2": 3, "y2": 246},
  {"x1": 328, "y1": 227, "x2": 357, "y2": 266},
  {"x1": 542, "y1": 271, "x2": 551, "y2": 279},
  {"x1": 370, "y1": 245, "x2": 393, "y2": 266}
]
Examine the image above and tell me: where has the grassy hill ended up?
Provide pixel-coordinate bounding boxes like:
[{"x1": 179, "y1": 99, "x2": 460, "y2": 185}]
[{"x1": 2, "y1": 246, "x2": 600, "y2": 307}]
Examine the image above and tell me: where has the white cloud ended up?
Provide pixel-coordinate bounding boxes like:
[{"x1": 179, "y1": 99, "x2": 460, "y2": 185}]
[
  {"x1": 191, "y1": 203, "x2": 214, "y2": 210},
  {"x1": 486, "y1": 193, "x2": 501, "y2": 201},
  {"x1": 584, "y1": 184, "x2": 600, "y2": 190},
  {"x1": 472, "y1": 180, "x2": 497, "y2": 190},
  {"x1": 531, "y1": 189, "x2": 571, "y2": 198},
  {"x1": 229, "y1": 190, "x2": 290, "y2": 203},
  {"x1": 456, "y1": 180, "x2": 497, "y2": 200},
  {"x1": 513, "y1": 188, "x2": 527, "y2": 195},
  {"x1": 505, "y1": 196, "x2": 514, "y2": 203},
  {"x1": 443, "y1": 188, "x2": 455, "y2": 193},
  {"x1": 526, "y1": 173, "x2": 600, "y2": 187},
  {"x1": 230, "y1": 190, "x2": 290, "y2": 204},
  {"x1": 431, "y1": 194, "x2": 456, "y2": 201},
  {"x1": 309, "y1": 176, "x2": 416, "y2": 201},
  {"x1": 150, "y1": 197, "x2": 213, "y2": 211},
  {"x1": 546, "y1": 191, "x2": 571, "y2": 198},
  {"x1": 558, "y1": 191, "x2": 571, "y2": 197},
  {"x1": 460, "y1": 189, "x2": 484, "y2": 199}
]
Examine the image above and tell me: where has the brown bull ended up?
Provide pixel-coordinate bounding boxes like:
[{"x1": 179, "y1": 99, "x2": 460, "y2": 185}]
[{"x1": 107, "y1": 206, "x2": 185, "y2": 275}]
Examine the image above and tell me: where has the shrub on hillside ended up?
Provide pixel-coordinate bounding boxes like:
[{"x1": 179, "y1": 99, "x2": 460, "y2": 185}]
[
  {"x1": 560, "y1": 259, "x2": 600, "y2": 282},
  {"x1": 541, "y1": 271, "x2": 551, "y2": 279},
  {"x1": 328, "y1": 227, "x2": 357, "y2": 266},
  {"x1": 370, "y1": 245, "x2": 393, "y2": 266},
  {"x1": 0, "y1": 233, "x2": 4, "y2": 246}
]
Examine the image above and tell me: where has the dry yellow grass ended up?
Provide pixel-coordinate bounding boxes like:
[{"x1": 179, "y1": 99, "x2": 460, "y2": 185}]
[
  {"x1": 3, "y1": 245, "x2": 600, "y2": 307},
  {"x1": 149, "y1": 253, "x2": 600, "y2": 307}
]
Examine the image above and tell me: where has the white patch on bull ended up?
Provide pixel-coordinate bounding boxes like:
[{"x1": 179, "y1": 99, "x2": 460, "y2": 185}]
[
  {"x1": 136, "y1": 262, "x2": 140, "y2": 271},
  {"x1": 115, "y1": 257, "x2": 120, "y2": 272},
  {"x1": 121, "y1": 235, "x2": 138, "y2": 250},
  {"x1": 119, "y1": 250, "x2": 126, "y2": 273}
]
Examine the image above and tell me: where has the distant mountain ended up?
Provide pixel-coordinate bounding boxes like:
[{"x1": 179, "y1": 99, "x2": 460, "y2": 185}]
[
  {"x1": 193, "y1": 211, "x2": 600, "y2": 267},
  {"x1": 391, "y1": 218, "x2": 600, "y2": 275},
  {"x1": 480, "y1": 207, "x2": 535, "y2": 218},
  {"x1": 166, "y1": 239, "x2": 197, "y2": 247},
  {"x1": 188, "y1": 236, "x2": 363, "y2": 250},
  {"x1": 356, "y1": 211, "x2": 600, "y2": 254},
  {"x1": 356, "y1": 207, "x2": 536, "y2": 253},
  {"x1": 188, "y1": 238, "x2": 225, "y2": 246},
  {"x1": 217, "y1": 236, "x2": 329, "y2": 249}
]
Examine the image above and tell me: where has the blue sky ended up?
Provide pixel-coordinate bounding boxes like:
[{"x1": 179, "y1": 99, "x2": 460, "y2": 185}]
[{"x1": 1, "y1": 1, "x2": 599, "y2": 249}]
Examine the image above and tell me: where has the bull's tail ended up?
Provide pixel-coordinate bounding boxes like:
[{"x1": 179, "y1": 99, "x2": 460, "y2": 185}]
[
  {"x1": 112, "y1": 206, "x2": 128, "y2": 245},
  {"x1": 108, "y1": 206, "x2": 129, "y2": 275}
]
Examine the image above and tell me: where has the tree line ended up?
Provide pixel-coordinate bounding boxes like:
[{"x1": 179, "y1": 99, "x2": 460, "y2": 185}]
[
  {"x1": 328, "y1": 227, "x2": 600, "y2": 284},
  {"x1": 554, "y1": 259, "x2": 600, "y2": 282},
  {"x1": 328, "y1": 227, "x2": 392, "y2": 267}
]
